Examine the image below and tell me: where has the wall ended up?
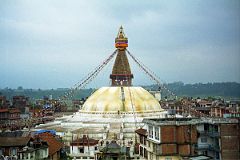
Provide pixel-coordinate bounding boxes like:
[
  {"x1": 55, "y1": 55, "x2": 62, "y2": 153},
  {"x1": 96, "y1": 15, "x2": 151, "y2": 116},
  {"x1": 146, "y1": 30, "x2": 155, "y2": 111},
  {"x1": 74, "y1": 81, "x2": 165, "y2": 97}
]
[
  {"x1": 220, "y1": 124, "x2": 239, "y2": 160},
  {"x1": 161, "y1": 126, "x2": 176, "y2": 143},
  {"x1": 71, "y1": 145, "x2": 96, "y2": 157}
]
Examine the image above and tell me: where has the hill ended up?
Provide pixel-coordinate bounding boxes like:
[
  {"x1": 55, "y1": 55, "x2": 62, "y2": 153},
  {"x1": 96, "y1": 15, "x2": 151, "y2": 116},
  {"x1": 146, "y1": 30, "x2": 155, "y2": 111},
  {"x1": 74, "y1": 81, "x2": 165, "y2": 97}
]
[
  {"x1": 1, "y1": 82, "x2": 239, "y2": 100},
  {"x1": 145, "y1": 82, "x2": 240, "y2": 99}
]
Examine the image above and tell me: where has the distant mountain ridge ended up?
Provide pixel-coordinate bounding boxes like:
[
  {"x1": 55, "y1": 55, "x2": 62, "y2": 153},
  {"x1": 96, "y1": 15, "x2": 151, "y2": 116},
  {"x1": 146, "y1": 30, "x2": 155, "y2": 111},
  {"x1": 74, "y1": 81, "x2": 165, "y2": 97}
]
[
  {"x1": 145, "y1": 82, "x2": 240, "y2": 99},
  {"x1": 0, "y1": 82, "x2": 239, "y2": 100},
  {"x1": 0, "y1": 88, "x2": 94, "y2": 100}
]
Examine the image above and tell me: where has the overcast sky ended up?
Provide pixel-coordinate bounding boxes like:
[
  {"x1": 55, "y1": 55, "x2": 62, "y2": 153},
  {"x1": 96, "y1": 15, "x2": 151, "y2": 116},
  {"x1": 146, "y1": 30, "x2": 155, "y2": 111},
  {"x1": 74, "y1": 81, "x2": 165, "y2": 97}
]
[{"x1": 0, "y1": 0, "x2": 240, "y2": 89}]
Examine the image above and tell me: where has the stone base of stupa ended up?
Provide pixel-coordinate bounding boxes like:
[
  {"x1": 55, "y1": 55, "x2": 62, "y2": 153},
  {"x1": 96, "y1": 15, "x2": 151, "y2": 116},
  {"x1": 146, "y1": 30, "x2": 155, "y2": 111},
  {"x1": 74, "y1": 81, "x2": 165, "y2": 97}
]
[{"x1": 35, "y1": 110, "x2": 167, "y2": 146}]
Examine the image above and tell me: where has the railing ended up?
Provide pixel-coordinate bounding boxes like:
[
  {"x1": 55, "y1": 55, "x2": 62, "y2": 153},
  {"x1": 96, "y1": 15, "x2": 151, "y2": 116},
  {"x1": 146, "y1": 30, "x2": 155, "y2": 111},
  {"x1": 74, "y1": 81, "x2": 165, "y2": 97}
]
[
  {"x1": 208, "y1": 131, "x2": 220, "y2": 137},
  {"x1": 195, "y1": 144, "x2": 220, "y2": 151},
  {"x1": 198, "y1": 130, "x2": 219, "y2": 137},
  {"x1": 209, "y1": 145, "x2": 220, "y2": 151},
  {"x1": 202, "y1": 117, "x2": 239, "y2": 123},
  {"x1": 144, "y1": 118, "x2": 239, "y2": 127},
  {"x1": 198, "y1": 130, "x2": 208, "y2": 136}
]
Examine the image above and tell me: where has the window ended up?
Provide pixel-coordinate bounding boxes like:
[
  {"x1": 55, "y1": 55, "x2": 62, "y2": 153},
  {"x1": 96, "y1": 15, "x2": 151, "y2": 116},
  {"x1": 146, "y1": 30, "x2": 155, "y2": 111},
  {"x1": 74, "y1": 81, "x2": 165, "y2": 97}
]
[
  {"x1": 204, "y1": 124, "x2": 209, "y2": 131},
  {"x1": 140, "y1": 146, "x2": 143, "y2": 156},
  {"x1": 150, "y1": 153, "x2": 153, "y2": 160},
  {"x1": 43, "y1": 148, "x2": 46, "y2": 156},
  {"x1": 30, "y1": 152, "x2": 34, "y2": 158},
  {"x1": 203, "y1": 151, "x2": 207, "y2": 155},
  {"x1": 149, "y1": 125, "x2": 153, "y2": 138},
  {"x1": 216, "y1": 152, "x2": 220, "y2": 159},
  {"x1": 144, "y1": 148, "x2": 148, "y2": 159},
  {"x1": 201, "y1": 137, "x2": 207, "y2": 143},
  {"x1": 140, "y1": 136, "x2": 144, "y2": 144},
  {"x1": 155, "y1": 127, "x2": 159, "y2": 140},
  {"x1": 214, "y1": 125, "x2": 218, "y2": 132},
  {"x1": 79, "y1": 147, "x2": 84, "y2": 153},
  {"x1": 11, "y1": 148, "x2": 17, "y2": 156}
]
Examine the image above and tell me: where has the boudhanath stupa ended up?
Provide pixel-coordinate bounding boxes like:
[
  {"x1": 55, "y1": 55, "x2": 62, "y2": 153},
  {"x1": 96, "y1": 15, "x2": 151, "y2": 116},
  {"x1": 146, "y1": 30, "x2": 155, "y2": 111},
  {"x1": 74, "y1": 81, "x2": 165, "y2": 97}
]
[{"x1": 36, "y1": 26, "x2": 166, "y2": 145}]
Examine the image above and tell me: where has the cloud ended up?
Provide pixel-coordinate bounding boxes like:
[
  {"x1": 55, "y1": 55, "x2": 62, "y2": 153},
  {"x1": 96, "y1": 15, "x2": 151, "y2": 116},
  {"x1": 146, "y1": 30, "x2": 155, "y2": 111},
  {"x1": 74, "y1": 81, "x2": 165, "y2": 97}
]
[{"x1": 0, "y1": 0, "x2": 239, "y2": 88}]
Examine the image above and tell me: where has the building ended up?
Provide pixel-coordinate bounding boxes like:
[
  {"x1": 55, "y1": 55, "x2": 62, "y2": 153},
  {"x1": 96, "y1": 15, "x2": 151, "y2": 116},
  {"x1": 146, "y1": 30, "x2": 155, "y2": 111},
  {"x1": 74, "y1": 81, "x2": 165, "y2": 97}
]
[
  {"x1": 135, "y1": 128, "x2": 148, "y2": 159},
  {"x1": 0, "y1": 136, "x2": 48, "y2": 160},
  {"x1": 96, "y1": 141, "x2": 131, "y2": 160},
  {"x1": 161, "y1": 98, "x2": 240, "y2": 118},
  {"x1": 136, "y1": 118, "x2": 198, "y2": 160},
  {"x1": 18, "y1": 138, "x2": 49, "y2": 160},
  {"x1": 135, "y1": 117, "x2": 239, "y2": 160},
  {"x1": 70, "y1": 135, "x2": 98, "y2": 159},
  {"x1": 149, "y1": 90, "x2": 162, "y2": 101},
  {"x1": 0, "y1": 96, "x2": 22, "y2": 130},
  {"x1": 197, "y1": 100, "x2": 212, "y2": 108},
  {"x1": 0, "y1": 96, "x2": 10, "y2": 109},
  {"x1": 12, "y1": 96, "x2": 30, "y2": 113},
  {"x1": 72, "y1": 99, "x2": 85, "y2": 110},
  {"x1": 37, "y1": 132, "x2": 64, "y2": 160},
  {"x1": 210, "y1": 106, "x2": 226, "y2": 118},
  {"x1": 0, "y1": 137, "x2": 31, "y2": 159},
  {"x1": 0, "y1": 108, "x2": 21, "y2": 130}
]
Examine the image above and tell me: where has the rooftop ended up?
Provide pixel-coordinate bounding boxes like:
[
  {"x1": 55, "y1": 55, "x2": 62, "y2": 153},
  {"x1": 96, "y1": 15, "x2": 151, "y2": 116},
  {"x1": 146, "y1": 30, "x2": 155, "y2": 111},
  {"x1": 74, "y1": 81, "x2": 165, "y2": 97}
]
[
  {"x1": 135, "y1": 128, "x2": 147, "y2": 136},
  {"x1": 38, "y1": 132, "x2": 63, "y2": 156},
  {"x1": 143, "y1": 117, "x2": 239, "y2": 126},
  {"x1": 71, "y1": 135, "x2": 98, "y2": 146},
  {"x1": 0, "y1": 130, "x2": 30, "y2": 137},
  {"x1": 0, "y1": 137, "x2": 31, "y2": 147}
]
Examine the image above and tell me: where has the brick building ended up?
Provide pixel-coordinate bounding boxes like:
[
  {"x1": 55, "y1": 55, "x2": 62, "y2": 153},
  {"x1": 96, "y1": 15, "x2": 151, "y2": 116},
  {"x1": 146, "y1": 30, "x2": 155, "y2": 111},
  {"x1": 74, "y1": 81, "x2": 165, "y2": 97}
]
[
  {"x1": 12, "y1": 96, "x2": 30, "y2": 113},
  {"x1": 136, "y1": 117, "x2": 239, "y2": 160},
  {"x1": 136, "y1": 118, "x2": 198, "y2": 160},
  {"x1": 0, "y1": 108, "x2": 21, "y2": 130},
  {"x1": 0, "y1": 96, "x2": 7, "y2": 108}
]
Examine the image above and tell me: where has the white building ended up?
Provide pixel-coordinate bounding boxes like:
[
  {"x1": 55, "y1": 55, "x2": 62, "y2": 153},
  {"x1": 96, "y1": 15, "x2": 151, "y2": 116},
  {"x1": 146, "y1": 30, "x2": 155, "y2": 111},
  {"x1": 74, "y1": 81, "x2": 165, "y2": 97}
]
[{"x1": 70, "y1": 135, "x2": 98, "y2": 159}]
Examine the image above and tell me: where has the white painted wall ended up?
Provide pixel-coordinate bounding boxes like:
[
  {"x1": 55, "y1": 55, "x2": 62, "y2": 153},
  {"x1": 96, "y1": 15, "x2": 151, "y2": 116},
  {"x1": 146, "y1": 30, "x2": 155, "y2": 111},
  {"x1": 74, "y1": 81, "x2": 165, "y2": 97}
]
[{"x1": 70, "y1": 145, "x2": 97, "y2": 157}]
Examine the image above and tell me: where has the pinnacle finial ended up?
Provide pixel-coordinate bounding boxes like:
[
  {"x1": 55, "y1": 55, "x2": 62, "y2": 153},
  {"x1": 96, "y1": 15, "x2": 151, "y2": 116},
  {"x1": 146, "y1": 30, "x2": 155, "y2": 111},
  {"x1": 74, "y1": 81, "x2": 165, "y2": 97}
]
[
  {"x1": 115, "y1": 26, "x2": 128, "y2": 49},
  {"x1": 117, "y1": 26, "x2": 125, "y2": 38}
]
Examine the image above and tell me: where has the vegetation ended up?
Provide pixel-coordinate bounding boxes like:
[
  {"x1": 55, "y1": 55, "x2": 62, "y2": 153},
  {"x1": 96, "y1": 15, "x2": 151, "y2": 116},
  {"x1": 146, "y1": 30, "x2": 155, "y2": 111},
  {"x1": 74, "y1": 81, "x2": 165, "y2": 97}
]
[
  {"x1": 146, "y1": 82, "x2": 240, "y2": 99},
  {"x1": 0, "y1": 88, "x2": 94, "y2": 100},
  {"x1": 0, "y1": 82, "x2": 239, "y2": 100}
]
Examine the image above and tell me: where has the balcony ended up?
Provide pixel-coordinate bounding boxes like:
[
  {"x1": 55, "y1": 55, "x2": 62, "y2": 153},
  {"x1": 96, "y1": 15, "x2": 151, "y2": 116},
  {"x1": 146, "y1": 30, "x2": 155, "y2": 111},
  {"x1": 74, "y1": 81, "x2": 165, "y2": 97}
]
[
  {"x1": 208, "y1": 131, "x2": 219, "y2": 137},
  {"x1": 209, "y1": 145, "x2": 220, "y2": 152},
  {"x1": 195, "y1": 144, "x2": 220, "y2": 151},
  {"x1": 198, "y1": 130, "x2": 208, "y2": 136},
  {"x1": 198, "y1": 130, "x2": 219, "y2": 137},
  {"x1": 195, "y1": 144, "x2": 210, "y2": 150}
]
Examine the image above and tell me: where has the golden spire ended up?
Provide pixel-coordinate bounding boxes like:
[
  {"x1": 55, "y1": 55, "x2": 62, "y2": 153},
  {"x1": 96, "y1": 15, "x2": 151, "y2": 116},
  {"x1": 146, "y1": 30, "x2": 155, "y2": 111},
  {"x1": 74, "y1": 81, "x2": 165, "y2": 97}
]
[{"x1": 110, "y1": 26, "x2": 133, "y2": 86}]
